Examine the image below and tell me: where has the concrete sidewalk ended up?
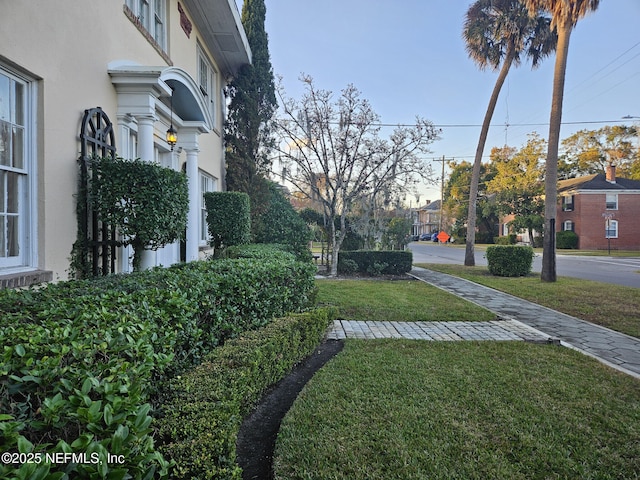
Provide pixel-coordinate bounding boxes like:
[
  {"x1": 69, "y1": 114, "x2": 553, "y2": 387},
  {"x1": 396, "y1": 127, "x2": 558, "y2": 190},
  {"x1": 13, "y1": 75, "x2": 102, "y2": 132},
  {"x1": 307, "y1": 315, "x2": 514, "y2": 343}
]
[
  {"x1": 323, "y1": 267, "x2": 640, "y2": 379},
  {"x1": 408, "y1": 267, "x2": 640, "y2": 379}
]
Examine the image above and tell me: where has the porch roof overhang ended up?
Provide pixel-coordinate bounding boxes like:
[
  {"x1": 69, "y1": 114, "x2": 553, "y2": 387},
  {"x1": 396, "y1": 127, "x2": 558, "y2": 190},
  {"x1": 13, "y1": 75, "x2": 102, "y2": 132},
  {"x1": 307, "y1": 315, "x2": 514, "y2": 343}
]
[
  {"x1": 183, "y1": 0, "x2": 252, "y2": 78},
  {"x1": 109, "y1": 65, "x2": 213, "y2": 129}
]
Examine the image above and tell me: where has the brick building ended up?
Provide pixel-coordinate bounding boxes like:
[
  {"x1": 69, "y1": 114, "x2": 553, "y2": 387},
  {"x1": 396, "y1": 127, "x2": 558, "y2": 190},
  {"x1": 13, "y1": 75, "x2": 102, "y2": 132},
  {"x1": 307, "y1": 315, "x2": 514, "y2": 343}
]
[{"x1": 557, "y1": 165, "x2": 640, "y2": 250}]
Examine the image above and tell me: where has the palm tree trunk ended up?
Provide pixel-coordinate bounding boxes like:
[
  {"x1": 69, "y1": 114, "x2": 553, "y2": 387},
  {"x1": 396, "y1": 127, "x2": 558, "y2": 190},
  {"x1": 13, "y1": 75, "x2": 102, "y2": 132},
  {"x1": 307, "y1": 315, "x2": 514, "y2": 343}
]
[
  {"x1": 465, "y1": 50, "x2": 514, "y2": 266},
  {"x1": 541, "y1": 21, "x2": 571, "y2": 282}
]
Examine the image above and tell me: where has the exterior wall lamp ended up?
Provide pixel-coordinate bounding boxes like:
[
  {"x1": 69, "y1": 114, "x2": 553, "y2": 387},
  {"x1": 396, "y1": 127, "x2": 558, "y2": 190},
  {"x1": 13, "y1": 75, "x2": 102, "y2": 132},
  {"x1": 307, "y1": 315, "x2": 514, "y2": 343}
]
[{"x1": 166, "y1": 89, "x2": 177, "y2": 150}]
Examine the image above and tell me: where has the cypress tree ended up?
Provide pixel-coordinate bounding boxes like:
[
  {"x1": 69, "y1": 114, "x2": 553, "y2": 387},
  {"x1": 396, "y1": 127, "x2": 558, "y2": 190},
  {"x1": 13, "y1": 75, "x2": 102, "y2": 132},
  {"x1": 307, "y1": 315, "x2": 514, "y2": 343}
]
[{"x1": 225, "y1": 0, "x2": 276, "y2": 195}]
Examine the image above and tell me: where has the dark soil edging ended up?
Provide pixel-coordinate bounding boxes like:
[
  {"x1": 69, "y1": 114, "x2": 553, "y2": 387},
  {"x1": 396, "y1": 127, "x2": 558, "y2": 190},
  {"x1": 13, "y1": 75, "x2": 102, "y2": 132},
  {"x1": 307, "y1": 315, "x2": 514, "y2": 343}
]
[{"x1": 236, "y1": 339, "x2": 344, "y2": 480}]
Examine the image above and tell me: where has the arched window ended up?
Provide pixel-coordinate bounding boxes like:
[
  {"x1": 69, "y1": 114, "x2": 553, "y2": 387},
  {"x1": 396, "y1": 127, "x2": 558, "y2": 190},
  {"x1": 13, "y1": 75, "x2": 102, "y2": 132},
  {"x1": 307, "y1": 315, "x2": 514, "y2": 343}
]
[{"x1": 563, "y1": 220, "x2": 574, "y2": 232}]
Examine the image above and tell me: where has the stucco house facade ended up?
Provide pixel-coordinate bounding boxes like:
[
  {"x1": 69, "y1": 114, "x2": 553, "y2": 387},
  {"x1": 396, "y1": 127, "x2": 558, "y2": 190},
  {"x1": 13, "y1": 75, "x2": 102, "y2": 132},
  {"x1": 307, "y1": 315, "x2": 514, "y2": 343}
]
[
  {"x1": 557, "y1": 165, "x2": 640, "y2": 250},
  {"x1": 0, "y1": 0, "x2": 251, "y2": 287}
]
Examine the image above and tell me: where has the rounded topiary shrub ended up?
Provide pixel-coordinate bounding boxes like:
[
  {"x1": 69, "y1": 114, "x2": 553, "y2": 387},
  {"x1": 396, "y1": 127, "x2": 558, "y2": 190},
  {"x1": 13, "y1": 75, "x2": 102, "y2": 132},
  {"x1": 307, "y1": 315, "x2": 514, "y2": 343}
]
[
  {"x1": 485, "y1": 245, "x2": 534, "y2": 277},
  {"x1": 556, "y1": 230, "x2": 578, "y2": 249}
]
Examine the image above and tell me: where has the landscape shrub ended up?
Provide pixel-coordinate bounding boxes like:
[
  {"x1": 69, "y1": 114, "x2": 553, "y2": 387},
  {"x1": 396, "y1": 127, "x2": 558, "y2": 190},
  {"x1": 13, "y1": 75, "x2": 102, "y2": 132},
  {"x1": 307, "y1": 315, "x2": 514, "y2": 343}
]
[
  {"x1": 155, "y1": 308, "x2": 337, "y2": 479},
  {"x1": 533, "y1": 235, "x2": 544, "y2": 248},
  {"x1": 225, "y1": 243, "x2": 296, "y2": 262},
  {"x1": 340, "y1": 258, "x2": 359, "y2": 275},
  {"x1": 494, "y1": 234, "x2": 517, "y2": 245},
  {"x1": 485, "y1": 245, "x2": 535, "y2": 277},
  {"x1": 475, "y1": 231, "x2": 495, "y2": 244},
  {"x1": 337, "y1": 251, "x2": 412, "y2": 276},
  {"x1": 205, "y1": 191, "x2": 251, "y2": 255},
  {"x1": 556, "y1": 230, "x2": 578, "y2": 249},
  {"x1": 0, "y1": 251, "x2": 315, "y2": 479},
  {"x1": 252, "y1": 182, "x2": 313, "y2": 262},
  {"x1": 89, "y1": 156, "x2": 189, "y2": 271}
]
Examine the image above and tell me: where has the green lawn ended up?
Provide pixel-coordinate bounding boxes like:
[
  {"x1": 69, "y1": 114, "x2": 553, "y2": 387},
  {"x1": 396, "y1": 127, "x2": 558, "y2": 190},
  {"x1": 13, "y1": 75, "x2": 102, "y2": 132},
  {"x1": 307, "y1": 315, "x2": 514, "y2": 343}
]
[
  {"x1": 274, "y1": 340, "x2": 640, "y2": 480},
  {"x1": 272, "y1": 279, "x2": 640, "y2": 479},
  {"x1": 316, "y1": 279, "x2": 496, "y2": 322},
  {"x1": 417, "y1": 263, "x2": 640, "y2": 338}
]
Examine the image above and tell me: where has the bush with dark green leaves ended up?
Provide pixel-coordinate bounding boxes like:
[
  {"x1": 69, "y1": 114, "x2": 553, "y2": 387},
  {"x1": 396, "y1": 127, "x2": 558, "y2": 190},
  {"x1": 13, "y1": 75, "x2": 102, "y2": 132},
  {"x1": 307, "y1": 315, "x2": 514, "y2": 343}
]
[
  {"x1": 337, "y1": 251, "x2": 412, "y2": 276},
  {"x1": 204, "y1": 191, "x2": 251, "y2": 254},
  {"x1": 556, "y1": 230, "x2": 579, "y2": 249},
  {"x1": 253, "y1": 182, "x2": 312, "y2": 261},
  {"x1": 0, "y1": 249, "x2": 315, "y2": 479},
  {"x1": 155, "y1": 308, "x2": 336, "y2": 479},
  {"x1": 90, "y1": 156, "x2": 188, "y2": 271},
  {"x1": 494, "y1": 234, "x2": 517, "y2": 245},
  {"x1": 485, "y1": 245, "x2": 535, "y2": 277}
]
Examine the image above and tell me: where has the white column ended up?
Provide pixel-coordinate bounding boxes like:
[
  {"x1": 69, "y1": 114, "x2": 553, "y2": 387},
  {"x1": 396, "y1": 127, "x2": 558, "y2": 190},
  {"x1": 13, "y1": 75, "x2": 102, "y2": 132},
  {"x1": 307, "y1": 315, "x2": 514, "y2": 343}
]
[
  {"x1": 186, "y1": 148, "x2": 200, "y2": 262},
  {"x1": 136, "y1": 114, "x2": 158, "y2": 270},
  {"x1": 179, "y1": 129, "x2": 201, "y2": 263}
]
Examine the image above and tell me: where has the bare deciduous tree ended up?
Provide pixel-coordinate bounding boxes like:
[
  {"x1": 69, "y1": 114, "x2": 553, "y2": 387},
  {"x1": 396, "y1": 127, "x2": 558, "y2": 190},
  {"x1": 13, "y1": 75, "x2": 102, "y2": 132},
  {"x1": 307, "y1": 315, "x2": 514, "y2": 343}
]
[{"x1": 273, "y1": 75, "x2": 439, "y2": 276}]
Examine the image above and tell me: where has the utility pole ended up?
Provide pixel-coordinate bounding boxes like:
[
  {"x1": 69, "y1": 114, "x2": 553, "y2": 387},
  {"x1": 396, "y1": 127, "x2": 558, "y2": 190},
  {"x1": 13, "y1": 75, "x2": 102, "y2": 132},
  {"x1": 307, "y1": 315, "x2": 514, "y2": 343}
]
[{"x1": 433, "y1": 156, "x2": 449, "y2": 232}]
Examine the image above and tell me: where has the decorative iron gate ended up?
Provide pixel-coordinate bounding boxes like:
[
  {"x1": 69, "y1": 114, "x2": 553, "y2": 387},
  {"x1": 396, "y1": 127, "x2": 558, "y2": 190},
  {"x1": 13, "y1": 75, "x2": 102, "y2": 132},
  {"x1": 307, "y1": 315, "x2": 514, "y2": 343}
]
[{"x1": 74, "y1": 107, "x2": 118, "y2": 277}]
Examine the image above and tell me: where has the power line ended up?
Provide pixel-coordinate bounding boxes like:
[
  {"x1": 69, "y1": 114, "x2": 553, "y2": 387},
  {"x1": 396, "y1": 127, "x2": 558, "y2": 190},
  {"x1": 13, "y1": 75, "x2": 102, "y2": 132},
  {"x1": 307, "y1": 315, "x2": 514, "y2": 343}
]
[{"x1": 373, "y1": 119, "x2": 631, "y2": 129}]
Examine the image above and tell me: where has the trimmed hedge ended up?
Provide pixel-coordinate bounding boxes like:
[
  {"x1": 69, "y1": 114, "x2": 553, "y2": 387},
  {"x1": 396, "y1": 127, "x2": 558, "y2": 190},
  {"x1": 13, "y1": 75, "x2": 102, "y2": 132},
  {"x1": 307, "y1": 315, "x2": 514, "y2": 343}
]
[
  {"x1": 90, "y1": 156, "x2": 189, "y2": 272},
  {"x1": 337, "y1": 251, "x2": 413, "y2": 276},
  {"x1": 155, "y1": 308, "x2": 336, "y2": 479},
  {"x1": 205, "y1": 191, "x2": 251, "y2": 252},
  {"x1": 556, "y1": 230, "x2": 579, "y2": 249},
  {"x1": 494, "y1": 234, "x2": 517, "y2": 245},
  {"x1": 0, "y1": 248, "x2": 315, "y2": 479},
  {"x1": 485, "y1": 245, "x2": 535, "y2": 277}
]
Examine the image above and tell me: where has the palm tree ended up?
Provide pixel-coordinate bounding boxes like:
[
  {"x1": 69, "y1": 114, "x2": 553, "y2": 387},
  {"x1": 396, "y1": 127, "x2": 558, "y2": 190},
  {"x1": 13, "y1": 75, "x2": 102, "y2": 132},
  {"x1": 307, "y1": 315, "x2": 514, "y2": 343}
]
[
  {"x1": 525, "y1": 0, "x2": 600, "y2": 282},
  {"x1": 463, "y1": 0, "x2": 556, "y2": 266}
]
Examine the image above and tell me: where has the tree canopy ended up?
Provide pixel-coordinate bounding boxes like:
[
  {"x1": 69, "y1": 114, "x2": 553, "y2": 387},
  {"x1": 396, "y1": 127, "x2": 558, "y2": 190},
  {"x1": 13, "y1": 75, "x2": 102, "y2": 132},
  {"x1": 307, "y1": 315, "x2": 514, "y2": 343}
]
[
  {"x1": 560, "y1": 125, "x2": 638, "y2": 178},
  {"x1": 225, "y1": 0, "x2": 277, "y2": 193},
  {"x1": 487, "y1": 134, "x2": 546, "y2": 246},
  {"x1": 273, "y1": 75, "x2": 439, "y2": 276}
]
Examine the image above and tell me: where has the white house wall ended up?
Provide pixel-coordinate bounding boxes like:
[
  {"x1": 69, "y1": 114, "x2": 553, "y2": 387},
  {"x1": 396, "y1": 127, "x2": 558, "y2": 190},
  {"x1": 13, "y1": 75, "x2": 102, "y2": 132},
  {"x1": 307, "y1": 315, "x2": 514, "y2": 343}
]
[{"x1": 0, "y1": 1, "x2": 250, "y2": 284}]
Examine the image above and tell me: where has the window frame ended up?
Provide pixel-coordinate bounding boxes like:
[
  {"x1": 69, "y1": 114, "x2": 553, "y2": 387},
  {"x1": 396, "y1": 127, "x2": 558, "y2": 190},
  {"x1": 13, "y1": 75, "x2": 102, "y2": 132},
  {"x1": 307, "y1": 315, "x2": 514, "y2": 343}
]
[
  {"x1": 197, "y1": 45, "x2": 217, "y2": 130},
  {"x1": 605, "y1": 193, "x2": 618, "y2": 210},
  {"x1": 605, "y1": 219, "x2": 618, "y2": 239},
  {"x1": 0, "y1": 65, "x2": 36, "y2": 271},
  {"x1": 563, "y1": 220, "x2": 574, "y2": 232},
  {"x1": 125, "y1": 0, "x2": 167, "y2": 51},
  {"x1": 199, "y1": 172, "x2": 217, "y2": 245},
  {"x1": 561, "y1": 195, "x2": 574, "y2": 212}
]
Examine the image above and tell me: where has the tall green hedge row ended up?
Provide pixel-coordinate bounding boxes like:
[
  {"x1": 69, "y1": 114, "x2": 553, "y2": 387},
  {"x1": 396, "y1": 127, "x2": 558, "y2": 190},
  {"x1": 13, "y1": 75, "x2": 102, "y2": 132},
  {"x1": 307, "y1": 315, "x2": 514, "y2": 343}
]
[
  {"x1": 0, "y1": 248, "x2": 316, "y2": 479},
  {"x1": 155, "y1": 308, "x2": 336, "y2": 479},
  {"x1": 337, "y1": 250, "x2": 413, "y2": 276}
]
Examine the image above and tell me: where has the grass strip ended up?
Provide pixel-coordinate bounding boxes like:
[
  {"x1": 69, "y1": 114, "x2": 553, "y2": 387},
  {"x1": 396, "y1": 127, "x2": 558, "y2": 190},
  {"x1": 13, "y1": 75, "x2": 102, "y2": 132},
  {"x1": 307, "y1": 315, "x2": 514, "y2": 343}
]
[
  {"x1": 274, "y1": 340, "x2": 640, "y2": 480},
  {"x1": 416, "y1": 263, "x2": 640, "y2": 338},
  {"x1": 316, "y1": 279, "x2": 496, "y2": 322}
]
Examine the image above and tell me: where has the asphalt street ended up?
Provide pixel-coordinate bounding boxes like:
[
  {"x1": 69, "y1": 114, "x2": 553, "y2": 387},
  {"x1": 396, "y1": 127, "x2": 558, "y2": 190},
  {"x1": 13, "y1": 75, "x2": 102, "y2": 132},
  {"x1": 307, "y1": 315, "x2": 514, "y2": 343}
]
[{"x1": 408, "y1": 242, "x2": 640, "y2": 288}]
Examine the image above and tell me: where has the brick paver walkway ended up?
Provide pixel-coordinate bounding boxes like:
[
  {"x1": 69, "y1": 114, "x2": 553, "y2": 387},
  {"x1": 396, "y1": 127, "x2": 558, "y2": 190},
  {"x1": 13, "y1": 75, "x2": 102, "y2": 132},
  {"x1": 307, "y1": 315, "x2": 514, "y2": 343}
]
[{"x1": 327, "y1": 319, "x2": 551, "y2": 342}]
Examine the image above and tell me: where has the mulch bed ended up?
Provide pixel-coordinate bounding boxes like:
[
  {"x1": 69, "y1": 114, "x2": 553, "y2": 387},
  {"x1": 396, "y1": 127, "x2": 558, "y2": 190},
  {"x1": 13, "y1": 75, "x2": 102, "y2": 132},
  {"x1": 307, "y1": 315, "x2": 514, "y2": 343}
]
[{"x1": 236, "y1": 339, "x2": 344, "y2": 480}]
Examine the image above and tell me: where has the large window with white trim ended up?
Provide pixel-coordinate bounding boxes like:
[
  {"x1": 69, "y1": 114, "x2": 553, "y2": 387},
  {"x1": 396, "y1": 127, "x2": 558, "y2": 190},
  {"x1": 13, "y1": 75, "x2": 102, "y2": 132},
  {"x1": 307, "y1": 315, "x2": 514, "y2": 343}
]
[
  {"x1": 0, "y1": 67, "x2": 33, "y2": 269},
  {"x1": 605, "y1": 219, "x2": 618, "y2": 239},
  {"x1": 125, "y1": 0, "x2": 166, "y2": 50},
  {"x1": 200, "y1": 172, "x2": 217, "y2": 244},
  {"x1": 605, "y1": 193, "x2": 618, "y2": 210},
  {"x1": 198, "y1": 45, "x2": 217, "y2": 129}
]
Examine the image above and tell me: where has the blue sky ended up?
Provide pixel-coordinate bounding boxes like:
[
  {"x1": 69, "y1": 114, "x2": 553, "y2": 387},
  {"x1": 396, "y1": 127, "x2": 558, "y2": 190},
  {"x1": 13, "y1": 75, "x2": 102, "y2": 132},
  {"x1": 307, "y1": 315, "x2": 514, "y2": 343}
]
[{"x1": 242, "y1": 1, "x2": 640, "y2": 202}]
